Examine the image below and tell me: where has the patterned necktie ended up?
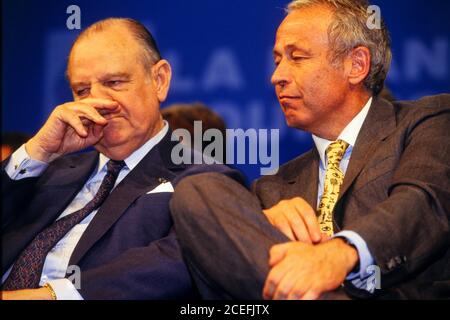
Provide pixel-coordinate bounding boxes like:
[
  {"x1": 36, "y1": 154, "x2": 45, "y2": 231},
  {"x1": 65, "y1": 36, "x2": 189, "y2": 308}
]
[
  {"x1": 3, "y1": 160, "x2": 125, "y2": 290},
  {"x1": 317, "y1": 140, "x2": 349, "y2": 237}
]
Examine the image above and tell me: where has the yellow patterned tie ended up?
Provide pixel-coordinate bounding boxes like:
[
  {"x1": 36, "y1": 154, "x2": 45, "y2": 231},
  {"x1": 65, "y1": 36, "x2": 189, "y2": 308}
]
[{"x1": 317, "y1": 139, "x2": 349, "y2": 236}]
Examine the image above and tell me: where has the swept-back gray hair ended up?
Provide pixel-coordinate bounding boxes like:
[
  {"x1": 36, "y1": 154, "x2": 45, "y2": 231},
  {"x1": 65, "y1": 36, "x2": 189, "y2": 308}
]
[{"x1": 287, "y1": 0, "x2": 391, "y2": 95}]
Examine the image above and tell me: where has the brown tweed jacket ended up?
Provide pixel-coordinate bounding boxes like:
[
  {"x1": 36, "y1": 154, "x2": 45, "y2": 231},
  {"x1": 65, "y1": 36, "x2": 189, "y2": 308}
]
[{"x1": 253, "y1": 94, "x2": 450, "y2": 299}]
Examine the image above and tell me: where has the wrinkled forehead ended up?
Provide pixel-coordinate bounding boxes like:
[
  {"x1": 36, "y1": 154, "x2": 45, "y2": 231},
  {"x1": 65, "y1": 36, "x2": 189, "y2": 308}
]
[
  {"x1": 67, "y1": 28, "x2": 141, "y2": 79},
  {"x1": 275, "y1": 7, "x2": 333, "y2": 48}
]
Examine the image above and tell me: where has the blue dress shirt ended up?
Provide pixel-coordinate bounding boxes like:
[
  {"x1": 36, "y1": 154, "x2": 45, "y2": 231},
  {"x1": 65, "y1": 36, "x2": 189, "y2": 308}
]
[{"x1": 312, "y1": 98, "x2": 376, "y2": 292}]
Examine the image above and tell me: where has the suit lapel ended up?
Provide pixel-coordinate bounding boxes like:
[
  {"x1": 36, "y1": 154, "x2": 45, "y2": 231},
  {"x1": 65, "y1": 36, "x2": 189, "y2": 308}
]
[
  {"x1": 338, "y1": 97, "x2": 397, "y2": 201},
  {"x1": 69, "y1": 131, "x2": 184, "y2": 265},
  {"x1": 37, "y1": 152, "x2": 99, "y2": 223},
  {"x1": 284, "y1": 148, "x2": 320, "y2": 210}
]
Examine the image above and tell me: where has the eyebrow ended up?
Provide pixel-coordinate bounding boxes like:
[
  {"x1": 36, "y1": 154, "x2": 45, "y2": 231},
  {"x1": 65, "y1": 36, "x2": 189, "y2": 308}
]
[
  {"x1": 70, "y1": 72, "x2": 131, "y2": 87},
  {"x1": 273, "y1": 44, "x2": 313, "y2": 57},
  {"x1": 98, "y1": 72, "x2": 131, "y2": 82}
]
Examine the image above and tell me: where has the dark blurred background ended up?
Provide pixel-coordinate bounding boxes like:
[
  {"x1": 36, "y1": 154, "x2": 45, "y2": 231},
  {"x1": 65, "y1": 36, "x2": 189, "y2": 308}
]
[{"x1": 2, "y1": 0, "x2": 449, "y2": 181}]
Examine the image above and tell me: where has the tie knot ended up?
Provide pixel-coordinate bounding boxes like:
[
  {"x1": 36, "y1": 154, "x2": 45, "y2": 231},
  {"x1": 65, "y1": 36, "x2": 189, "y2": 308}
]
[
  {"x1": 326, "y1": 139, "x2": 349, "y2": 166},
  {"x1": 107, "y1": 160, "x2": 125, "y2": 175}
]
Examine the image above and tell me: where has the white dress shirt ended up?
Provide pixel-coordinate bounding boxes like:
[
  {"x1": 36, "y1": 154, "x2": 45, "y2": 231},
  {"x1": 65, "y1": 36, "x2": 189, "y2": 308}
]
[
  {"x1": 2, "y1": 121, "x2": 169, "y2": 299},
  {"x1": 312, "y1": 97, "x2": 376, "y2": 292}
]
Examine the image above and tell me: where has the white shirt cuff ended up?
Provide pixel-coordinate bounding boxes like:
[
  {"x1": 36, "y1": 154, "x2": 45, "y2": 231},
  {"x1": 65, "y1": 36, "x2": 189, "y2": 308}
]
[
  {"x1": 5, "y1": 144, "x2": 49, "y2": 179},
  {"x1": 45, "y1": 279, "x2": 84, "y2": 300}
]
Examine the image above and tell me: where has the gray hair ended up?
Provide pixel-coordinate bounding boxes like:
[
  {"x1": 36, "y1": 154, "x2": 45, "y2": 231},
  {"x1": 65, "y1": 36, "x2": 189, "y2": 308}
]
[
  {"x1": 68, "y1": 18, "x2": 161, "y2": 76},
  {"x1": 287, "y1": 0, "x2": 391, "y2": 95}
]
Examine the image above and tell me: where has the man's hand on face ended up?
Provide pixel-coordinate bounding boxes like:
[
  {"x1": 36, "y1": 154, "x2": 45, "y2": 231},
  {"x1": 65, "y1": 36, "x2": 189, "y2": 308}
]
[
  {"x1": 263, "y1": 238, "x2": 359, "y2": 300},
  {"x1": 25, "y1": 98, "x2": 119, "y2": 163},
  {"x1": 263, "y1": 197, "x2": 328, "y2": 244}
]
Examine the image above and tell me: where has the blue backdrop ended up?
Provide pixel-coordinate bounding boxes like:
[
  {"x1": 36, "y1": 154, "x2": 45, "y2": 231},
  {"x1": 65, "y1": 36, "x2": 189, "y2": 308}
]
[{"x1": 2, "y1": 0, "x2": 449, "y2": 181}]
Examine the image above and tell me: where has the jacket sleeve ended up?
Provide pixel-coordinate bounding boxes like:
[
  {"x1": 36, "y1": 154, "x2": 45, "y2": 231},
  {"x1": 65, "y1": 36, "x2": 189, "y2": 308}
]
[
  {"x1": 345, "y1": 107, "x2": 450, "y2": 289},
  {"x1": 1, "y1": 167, "x2": 39, "y2": 231}
]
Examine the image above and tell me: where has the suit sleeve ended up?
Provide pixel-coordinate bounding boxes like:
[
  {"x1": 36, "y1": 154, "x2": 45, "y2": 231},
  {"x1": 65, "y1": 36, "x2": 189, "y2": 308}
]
[
  {"x1": 76, "y1": 227, "x2": 195, "y2": 299},
  {"x1": 2, "y1": 170, "x2": 39, "y2": 231},
  {"x1": 2, "y1": 145, "x2": 49, "y2": 230},
  {"x1": 345, "y1": 108, "x2": 450, "y2": 288}
]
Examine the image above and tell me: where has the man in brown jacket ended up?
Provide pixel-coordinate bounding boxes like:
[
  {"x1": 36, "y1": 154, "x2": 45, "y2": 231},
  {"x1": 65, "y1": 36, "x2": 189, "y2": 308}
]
[{"x1": 170, "y1": 0, "x2": 450, "y2": 299}]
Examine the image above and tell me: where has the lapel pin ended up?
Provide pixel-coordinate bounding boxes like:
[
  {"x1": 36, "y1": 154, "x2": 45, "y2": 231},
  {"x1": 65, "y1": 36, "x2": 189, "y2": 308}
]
[{"x1": 158, "y1": 177, "x2": 168, "y2": 184}]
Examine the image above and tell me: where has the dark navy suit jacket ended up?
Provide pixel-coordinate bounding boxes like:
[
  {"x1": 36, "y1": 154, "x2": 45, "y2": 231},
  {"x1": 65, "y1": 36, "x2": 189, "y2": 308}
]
[{"x1": 1, "y1": 131, "x2": 243, "y2": 299}]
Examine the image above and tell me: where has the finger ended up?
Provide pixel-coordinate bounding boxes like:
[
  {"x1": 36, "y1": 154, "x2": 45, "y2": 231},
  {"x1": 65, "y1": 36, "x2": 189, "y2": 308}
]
[
  {"x1": 85, "y1": 100, "x2": 120, "y2": 116},
  {"x1": 61, "y1": 111, "x2": 89, "y2": 137},
  {"x1": 60, "y1": 102, "x2": 108, "y2": 127},
  {"x1": 81, "y1": 98, "x2": 119, "y2": 110},
  {"x1": 272, "y1": 267, "x2": 299, "y2": 300},
  {"x1": 286, "y1": 210, "x2": 312, "y2": 244},
  {"x1": 91, "y1": 123, "x2": 105, "y2": 138},
  {"x1": 263, "y1": 263, "x2": 286, "y2": 300},
  {"x1": 300, "y1": 290, "x2": 321, "y2": 300},
  {"x1": 88, "y1": 123, "x2": 105, "y2": 144},
  {"x1": 268, "y1": 243, "x2": 290, "y2": 267},
  {"x1": 287, "y1": 277, "x2": 309, "y2": 300},
  {"x1": 293, "y1": 198, "x2": 321, "y2": 243},
  {"x1": 74, "y1": 105, "x2": 109, "y2": 125},
  {"x1": 273, "y1": 215, "x2": 296, "y2": 241},
  {"x1": 320, "y1": 233, "x2": 331, "y2": 243}
]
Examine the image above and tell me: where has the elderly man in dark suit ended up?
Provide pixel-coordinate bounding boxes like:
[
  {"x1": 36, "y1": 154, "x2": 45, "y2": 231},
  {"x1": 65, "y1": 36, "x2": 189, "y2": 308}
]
[
  {"x1": 1, "y1": 18, "x2": 240, "y2": 300},
  {"x1": 170, "y1": 0, "x2": 450, "y2": 300}
]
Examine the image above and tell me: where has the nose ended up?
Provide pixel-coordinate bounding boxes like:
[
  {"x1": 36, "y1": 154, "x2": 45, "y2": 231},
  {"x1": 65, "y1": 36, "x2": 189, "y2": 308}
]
[
  {"x1": 271, "y1": 59, "x2": 290, "y2": 88},
  {"x1": 89, "y1": 82, "x2": 113, "y2": 100}
]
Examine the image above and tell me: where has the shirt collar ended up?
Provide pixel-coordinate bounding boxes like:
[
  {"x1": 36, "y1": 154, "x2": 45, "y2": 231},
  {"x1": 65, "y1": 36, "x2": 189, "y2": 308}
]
[
  {"x1": 312, "y1": 97, "x2": 373, "y2": 168},
  {"x1": 97, "y1": 120, "x2": 169, "y2": 173}
]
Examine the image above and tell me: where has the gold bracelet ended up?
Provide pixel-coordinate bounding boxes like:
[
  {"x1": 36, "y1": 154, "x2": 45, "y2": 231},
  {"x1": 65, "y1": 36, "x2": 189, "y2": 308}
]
[{"x1": 43, "y1": 283, "x2": 57, "y2": 300}]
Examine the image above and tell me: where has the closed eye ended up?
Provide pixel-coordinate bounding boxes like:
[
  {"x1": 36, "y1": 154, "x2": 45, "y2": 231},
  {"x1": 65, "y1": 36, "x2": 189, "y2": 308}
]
[
  {"x1": 291, "y1": 55, "x2": 308, "y2": 62},
  {"x1": 75, "y1": 87, "x2": 90, "y2": 97},
  {"x1": 104, "y1": 80, "x2": 124, "y2": 87}
]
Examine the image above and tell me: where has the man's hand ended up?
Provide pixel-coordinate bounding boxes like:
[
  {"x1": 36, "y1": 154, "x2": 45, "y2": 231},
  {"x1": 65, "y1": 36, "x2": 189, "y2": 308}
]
[
  {"x1": 25, "y1": 98, "x2": 119, "y2": 162},
  {"x1": 263, "y1": 197, "x2": 326, "y2": 244},
  {"x1": 1, "y1": 287, "x2": 53, "y2": 300},
  {"x1": 263, "y1": 238, "x2": 359, "y2": 300}
]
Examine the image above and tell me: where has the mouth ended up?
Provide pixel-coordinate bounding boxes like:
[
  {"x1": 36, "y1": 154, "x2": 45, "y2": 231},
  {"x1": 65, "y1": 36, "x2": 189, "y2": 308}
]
[
  {"x1": 98, "y1": 105, "x2": 121, "y2": 117},
  {"x1": 278, "y1": 96, "x2": 301, "y2": 110},
  {"x1": 279, "y1": 95, "x2": 301, "y2": 100},
  {"x1": 103, "y1": 114, "x2": 121, "y2": 120}
]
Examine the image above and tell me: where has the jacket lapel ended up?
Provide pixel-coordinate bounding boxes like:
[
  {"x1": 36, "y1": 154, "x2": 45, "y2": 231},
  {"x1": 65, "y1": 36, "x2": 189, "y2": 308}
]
[
  {"x1": 69, "y1": 131, "x2": 184, "y2": 265},
  {"x1": 37, "y1": 152, "x2": 99, "y2": 224},
  {"x1": 338, "y1": 97, "x2": 397, "y2": 201},
  {"x1": 284, "y1": 148, "x2": 320, "y2": 210}
]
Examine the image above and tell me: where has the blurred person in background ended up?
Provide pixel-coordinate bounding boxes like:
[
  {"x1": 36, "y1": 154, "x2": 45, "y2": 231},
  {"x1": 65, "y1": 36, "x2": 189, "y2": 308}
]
[{"x1": 1, "y1": 132, "x2": 30, "y2": 161}]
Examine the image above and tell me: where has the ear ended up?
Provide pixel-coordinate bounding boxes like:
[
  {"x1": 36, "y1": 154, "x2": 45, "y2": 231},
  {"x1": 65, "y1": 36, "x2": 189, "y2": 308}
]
[
  {"x1": 347, "y1": 46, "x2": 371, "y2": 87},
  {"x1": 151, "y1": 59, "x2": 172, "y2": 103}
]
